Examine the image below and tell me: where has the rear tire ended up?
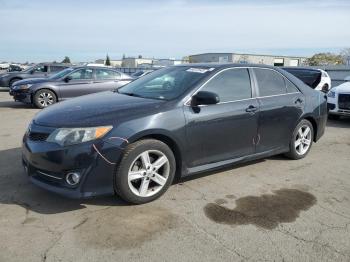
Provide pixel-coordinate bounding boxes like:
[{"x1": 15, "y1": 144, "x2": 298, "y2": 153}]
[
  {"x1": 285, "y1": 119, "x2": 314, "y2": 160},
  {"x1": 33, "y1": 89, "x2": 57, "y2": 109},
  {"x1": 321, "y1": 84, "x2": 329, "y2": 93},
  {"x1": 114, "y1": 139, "x2": 176, "y2": 204},
  {"x1": 9, "y1": 78, "x2": 21, "y2": 87}
]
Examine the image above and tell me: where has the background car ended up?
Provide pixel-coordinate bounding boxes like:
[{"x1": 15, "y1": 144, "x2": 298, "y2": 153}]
[
  {"x1": 22, "y1": 64, "x2": 327, "y2": 204},
  {"x1": 0, "y1": 63, "x2": 69, "y2": 90},
  {"x1": 131, "y1": 70, "x2": 154, "y2": 79},
  {"x1": 327, "y1": 81, "x2": 350, "y2": 119},
  {"x1": 282, "y1": 67, "x2": 331, "y2": 93},
  {"x1": 9, "y1": 66, "x2": 132, "y2": 108},
  {"x1": 7, "y1": 64, "x2": 23, "y2": 72}
]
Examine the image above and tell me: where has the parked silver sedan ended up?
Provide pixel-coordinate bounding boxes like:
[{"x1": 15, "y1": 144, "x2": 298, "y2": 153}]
[{"x1": 9, "y1": 66, "x2": 132, "y2": 108}]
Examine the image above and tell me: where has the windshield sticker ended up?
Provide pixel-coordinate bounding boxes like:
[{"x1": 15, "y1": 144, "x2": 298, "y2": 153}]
[{"x1": 186, "y1": 68, "x2": 212, "y2": 74}]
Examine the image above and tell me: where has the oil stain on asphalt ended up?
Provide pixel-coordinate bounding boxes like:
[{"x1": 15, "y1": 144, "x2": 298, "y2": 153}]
[
  {"x1": 75, "y1": 205, "x2": 177, "y2": 249},
  {"x1": 204, "y1": 189, "x2": 316, "y2": 229}
]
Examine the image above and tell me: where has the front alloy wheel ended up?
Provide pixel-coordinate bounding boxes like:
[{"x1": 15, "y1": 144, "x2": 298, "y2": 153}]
[
  {"x1": 128, "y1": 150, "x2": 170, "y2": 197},
  {"x1": 34, "y1": 89, "x2": 57, "y2": 109},
  {"x1": 114, "y1": 139, "x2": 176, "y2": 204}
]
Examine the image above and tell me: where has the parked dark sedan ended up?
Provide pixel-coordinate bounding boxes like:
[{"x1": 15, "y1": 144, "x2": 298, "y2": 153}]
[
  {"x1": 22, "y1": 64, "x2": 327, "y2": 204},
  {"x1": 0, "y1": 63, "x2": 69, "y2": 89},
  {"x1": 10, "y1": 66, "x2": 132, "y2": 108}
]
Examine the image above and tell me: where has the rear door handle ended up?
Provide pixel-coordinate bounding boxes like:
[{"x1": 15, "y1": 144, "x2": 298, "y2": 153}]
[{"x1": 246, "y1": 105, "x2": 258, "y2": 113}]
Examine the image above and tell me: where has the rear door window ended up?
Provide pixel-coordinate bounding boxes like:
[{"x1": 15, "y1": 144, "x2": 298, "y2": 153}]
[
  {"x1": 69, "y1": 68, "x2": 93, "y2": 80},
  {"x1": 285, "y1": 79, "x2": 299, "y2": 93},
  {"x1": 95, "y1": 69, "x2": 121, "y2": 80},
  {"x1": 254, "y1": 69, "x2": 286, "y2": 96},
  {"x1": 200, "y1": 68, "x2": 252, "y2": 102}
]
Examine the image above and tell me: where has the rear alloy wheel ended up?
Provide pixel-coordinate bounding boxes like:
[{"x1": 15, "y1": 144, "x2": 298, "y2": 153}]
[
  {"x1": 34, "y1": 89, "x2": 57, "y2": 109},
  {"x1": 115, "y1": 139, "x2": 176, "y2": 204},
  {"x1": 285, "y1": 119, "x2": 314, "y2": 160}
]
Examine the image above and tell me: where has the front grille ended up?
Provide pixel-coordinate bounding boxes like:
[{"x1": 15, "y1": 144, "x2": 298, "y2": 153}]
[
  {"x1": 28, "y1": 132, "x2": 50, "y2": 141},
  {"x1": 338, "y1": 94, "x2": 350, "y2": 110}
]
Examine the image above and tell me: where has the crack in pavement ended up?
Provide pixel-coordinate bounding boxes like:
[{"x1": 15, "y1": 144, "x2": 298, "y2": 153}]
[{"x1": 276, "y1": 228, "x2": 348, "y2": 259}]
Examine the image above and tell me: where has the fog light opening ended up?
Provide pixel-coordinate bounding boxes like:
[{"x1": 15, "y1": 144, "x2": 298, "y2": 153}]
[{"x1": 66, "y1": 172, "x2": 81, "y2": 186}]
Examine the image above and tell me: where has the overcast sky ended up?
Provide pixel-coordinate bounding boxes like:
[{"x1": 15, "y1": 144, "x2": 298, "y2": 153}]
[{"x1": 0, "y1": 0, "x2": 349, "y2": 62}]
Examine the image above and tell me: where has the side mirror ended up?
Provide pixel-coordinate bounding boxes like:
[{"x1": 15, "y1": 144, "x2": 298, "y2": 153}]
[
  {"x1": 30, "y1": 70, "x2": 35, "y2": 74},
  {"x1": 191, "y1": 91, "x2": 220, "y2": 106},
  {"x1": 64, "y1": 76, "x2": 72, "y2": 82}
]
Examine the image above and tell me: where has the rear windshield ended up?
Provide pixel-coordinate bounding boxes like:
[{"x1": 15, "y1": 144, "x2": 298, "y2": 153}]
[{"x1": 283, "y1": 68, "x2": 321, "y2": 89}]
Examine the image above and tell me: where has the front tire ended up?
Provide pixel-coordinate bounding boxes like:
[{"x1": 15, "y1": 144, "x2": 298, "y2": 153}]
[
  {"x1": 285, "y1": 119, "x2": 314, "y2": 160},
  {"x1": 33, "y1": 89, "x2": 57, "y2": 109},
  {"x1": 114, "y1": 139, "x2": 176, "y2": 204}
]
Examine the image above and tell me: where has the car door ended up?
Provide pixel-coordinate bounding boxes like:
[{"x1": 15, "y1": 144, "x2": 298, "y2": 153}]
[
  {"x1": 253, "y1": 68, "x2": 304, "y2": 153},
  {"x1": 90, "y1": 69, "x2": 123, "y2": 93},
  {"x1": 184, "y1": 68, "x2": 259, "y2": 168},
  {"x1": 58, "y1": 68, "x2": 94, "y2": 100}
]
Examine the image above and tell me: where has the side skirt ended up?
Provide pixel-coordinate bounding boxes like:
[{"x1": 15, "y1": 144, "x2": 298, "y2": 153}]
[{"x1": 183, "y1": 147, "x2": 288, "y2": 177}]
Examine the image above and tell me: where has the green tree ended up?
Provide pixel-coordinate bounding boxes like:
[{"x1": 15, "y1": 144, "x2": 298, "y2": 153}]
[
  {"x1": 105, "y1": 54, "x2": 111, "y2": 66},
  {"x1": 307, "y1": 53, "x2": 343, "y2": 66},
  {"x1": 340, "y1": 48, "x2": 350, "y2": 64},
  {"x1": 61, "y1": 56, "x2": 71, "y2": 64}
]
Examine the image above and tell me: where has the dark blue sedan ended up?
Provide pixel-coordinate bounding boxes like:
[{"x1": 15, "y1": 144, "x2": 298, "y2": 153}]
[{"x1": 22, "y1": 64, "x2": 327, "y2": 204}]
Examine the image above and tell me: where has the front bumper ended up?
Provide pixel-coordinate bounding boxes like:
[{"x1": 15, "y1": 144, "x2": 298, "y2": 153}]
[
  {"x1": 9, "y1": 89, "x2": 32, "y2": 103},
  {"x1": 22, "y1": 123, "x2": 124, "y2": 198},
  {"x1": 328, "y1": 94, "x2": 350, "y2": 116}
]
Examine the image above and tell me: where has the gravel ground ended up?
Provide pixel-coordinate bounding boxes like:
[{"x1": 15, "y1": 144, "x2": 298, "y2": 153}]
[{"x1": 0, "y1": 91, "x2": 349, "y2": 262}]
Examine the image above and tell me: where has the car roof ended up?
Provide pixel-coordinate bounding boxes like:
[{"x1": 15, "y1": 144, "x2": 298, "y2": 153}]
[
  {"x1": 175, "y1": 63, "x2": 280, "y2": 70},
  {"x1": 69, "y1": 66, "x2": 121, "y2": 70}
]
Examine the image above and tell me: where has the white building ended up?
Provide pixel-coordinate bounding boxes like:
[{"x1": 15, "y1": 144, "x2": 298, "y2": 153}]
[{"x1": 189, "y1": 52, "x2": 307, "y2": 67}]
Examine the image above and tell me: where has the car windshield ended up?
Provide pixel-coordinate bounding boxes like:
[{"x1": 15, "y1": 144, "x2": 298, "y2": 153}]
[
  {"x1": 118, "y1": 66, "x2": 213, "y2": 100},
  {"x1": 49, "y1": 68, "x2": 74, "y2": 79}
]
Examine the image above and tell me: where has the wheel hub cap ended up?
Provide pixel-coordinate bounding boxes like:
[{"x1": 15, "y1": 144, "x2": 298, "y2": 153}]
[{"x1": 127, "y1": 150, "x2": 170, "y2": 198}]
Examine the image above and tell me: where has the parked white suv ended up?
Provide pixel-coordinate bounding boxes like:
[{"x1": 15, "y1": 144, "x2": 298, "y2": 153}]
[
  {"x1": 282, "y1": 67, "x2": 331, "y2": 93},
  {"x1": 327, "y1": 82, "x2": 350, "y2": 119}
]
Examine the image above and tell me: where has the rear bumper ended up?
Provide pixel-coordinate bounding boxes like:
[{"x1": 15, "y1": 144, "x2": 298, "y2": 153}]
[{"x1": 22, "y1": 124, "x2": 124, "y2": 199}]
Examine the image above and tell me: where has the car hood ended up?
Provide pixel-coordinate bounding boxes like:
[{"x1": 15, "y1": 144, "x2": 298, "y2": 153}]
[
  {"x1": 34, "y1": 91, "x2": 166, "y2": 127},
  {"x1": 333, "y1": 82, "x2": 350, "y2": 93},
  {"x1": 13, "y1": 78, "x2": 52, "y2": 86}
]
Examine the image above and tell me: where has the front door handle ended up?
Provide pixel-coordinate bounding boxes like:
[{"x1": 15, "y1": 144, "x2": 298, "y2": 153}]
[{"x1": 246, "y1": 105, "x2": 258, "y2": 113}]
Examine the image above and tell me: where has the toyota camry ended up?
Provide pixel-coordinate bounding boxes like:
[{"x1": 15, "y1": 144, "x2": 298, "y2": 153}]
[{"x1": 22, "y1": 64, "x2": 327, "y2": 204}]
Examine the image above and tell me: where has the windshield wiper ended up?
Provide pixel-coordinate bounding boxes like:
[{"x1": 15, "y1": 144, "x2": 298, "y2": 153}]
[{"x1": 118, "y1": 91, "x2": 142, "y2": 98}]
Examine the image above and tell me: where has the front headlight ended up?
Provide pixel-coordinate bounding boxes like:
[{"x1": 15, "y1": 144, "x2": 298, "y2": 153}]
[
  {"x1": 46, "y1": 126, "x2": 112, "y2": 146},
  {"x1": 327, "y1": 91, "x2": 336, "y2": 98},
  {"x1": 15, "y1": 84, "x2": 32, "y2": 90}
]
